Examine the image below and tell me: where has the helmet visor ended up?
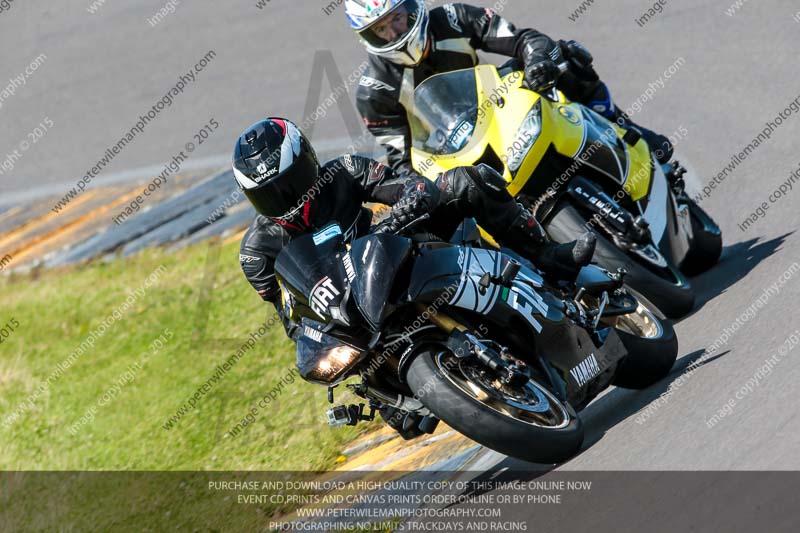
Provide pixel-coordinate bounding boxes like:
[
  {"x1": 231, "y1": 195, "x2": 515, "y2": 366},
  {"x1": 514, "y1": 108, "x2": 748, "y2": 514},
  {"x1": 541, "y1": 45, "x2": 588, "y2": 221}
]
[
  {"x1": 243, "y1": 147, "x2": 320, "y2": 220},
  {"x1": 358, "y1": 0, "x2": 422, "y2": 51}
]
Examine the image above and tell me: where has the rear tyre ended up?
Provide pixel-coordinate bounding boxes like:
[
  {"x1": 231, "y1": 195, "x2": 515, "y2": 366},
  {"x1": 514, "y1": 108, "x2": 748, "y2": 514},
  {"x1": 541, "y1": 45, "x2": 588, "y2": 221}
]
[
  {"x1": 680, "y1": 199, "x2": 722, "y2": 276},
  {"x1": 405, "y1": 349, "x2": 584, "y2": 464},
  {"x1": 545, "y1": 203, "x2": 695, "y2": 319},
  {"x1": 606, "y1": 293, "x2": 679, "y2": 389}
]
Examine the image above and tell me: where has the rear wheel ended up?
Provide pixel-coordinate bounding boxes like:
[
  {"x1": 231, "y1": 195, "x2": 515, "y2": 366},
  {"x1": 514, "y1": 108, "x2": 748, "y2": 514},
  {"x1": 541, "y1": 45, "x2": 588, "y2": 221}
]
[
  {"x1": 603, "y1": 292, "x2": 678, "y2": 389},
  {"x1": 545, "y1": 203, "x2": 695, "y2": 319},
  {"x1": 680, "y1": 199, "x2": 722, "y2": 276},
  {"x1": 405, "y1": 348, "x2": 584, "y2": 464}
]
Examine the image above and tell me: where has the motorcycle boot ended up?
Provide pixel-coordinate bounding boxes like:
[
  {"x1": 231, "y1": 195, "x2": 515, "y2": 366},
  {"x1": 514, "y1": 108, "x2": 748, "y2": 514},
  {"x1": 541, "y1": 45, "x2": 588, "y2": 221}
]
[{"x1": 499, "y1": 206, "x2": 597, "y2": 282}]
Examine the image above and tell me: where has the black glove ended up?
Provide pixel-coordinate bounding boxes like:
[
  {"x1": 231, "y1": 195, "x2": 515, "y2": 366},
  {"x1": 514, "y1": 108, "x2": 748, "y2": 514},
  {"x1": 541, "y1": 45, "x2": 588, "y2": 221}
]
[
  {"x1": 388, "y1": 180, "x2": 440, "y2": 232},
  {"x1": 524, "y1": 59, "x2": 561, "y2": 92},
  {"x1": 562, "y1": 40, "x2": 593, "y2": 71}
]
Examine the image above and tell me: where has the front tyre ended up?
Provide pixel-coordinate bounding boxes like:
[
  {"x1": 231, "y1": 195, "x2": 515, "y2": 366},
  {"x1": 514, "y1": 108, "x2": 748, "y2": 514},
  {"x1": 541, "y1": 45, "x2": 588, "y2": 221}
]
[
  {"x1": 545, "y1": 203, "x2": 695, "y2": 319},
  {"x1": 405, "y1": 349, "x2": 584, "y2": 464}
]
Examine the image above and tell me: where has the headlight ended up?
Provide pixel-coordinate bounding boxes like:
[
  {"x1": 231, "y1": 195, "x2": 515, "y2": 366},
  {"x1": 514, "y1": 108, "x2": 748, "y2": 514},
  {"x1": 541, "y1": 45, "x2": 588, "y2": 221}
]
[
  {"x1": 297, "y1": 325, "x2": 365, "y2": 385},
  {"x1": 313, "y1": 346, "x2": 362, "y2": 380},
  {"x1": 507, "y1": 101, "x2": 543, "y2": 173}
]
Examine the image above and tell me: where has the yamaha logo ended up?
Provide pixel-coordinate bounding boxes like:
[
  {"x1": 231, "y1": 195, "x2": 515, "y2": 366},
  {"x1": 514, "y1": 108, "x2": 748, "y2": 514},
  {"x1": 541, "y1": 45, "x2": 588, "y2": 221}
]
[
  {"x1": 570, "y1": 353, "x2": 602, "y2": 387},
  {"x1": 558, "y1": 106, "x2": 582, "y2": 125}
]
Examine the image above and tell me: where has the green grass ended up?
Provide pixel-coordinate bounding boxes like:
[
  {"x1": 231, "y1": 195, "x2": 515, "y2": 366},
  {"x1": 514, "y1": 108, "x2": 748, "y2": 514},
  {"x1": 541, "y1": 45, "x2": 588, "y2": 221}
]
[
  {"x1": 0, "y1": 237, "x2": 387, "y2": 528},
  {"x1": 0, "y1": 237, "x2": 369, "y2": 472}
]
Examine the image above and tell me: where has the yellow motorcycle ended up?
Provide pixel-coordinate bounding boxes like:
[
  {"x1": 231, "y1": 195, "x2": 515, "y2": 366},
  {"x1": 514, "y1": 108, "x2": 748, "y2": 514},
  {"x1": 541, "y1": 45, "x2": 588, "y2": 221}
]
[{"x1": 408, "y1": 63, "x2": 722, "y2": 318}]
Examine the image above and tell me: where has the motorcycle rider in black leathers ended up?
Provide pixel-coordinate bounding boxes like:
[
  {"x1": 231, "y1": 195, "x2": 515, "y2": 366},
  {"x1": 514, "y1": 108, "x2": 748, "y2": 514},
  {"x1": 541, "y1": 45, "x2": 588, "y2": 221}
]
[
  {"x1": 345, "y1": 0, "x2": 674, "y2": 177},
  {"x1": 234, "y1": 118, "x2": 596, "y2": 436}
]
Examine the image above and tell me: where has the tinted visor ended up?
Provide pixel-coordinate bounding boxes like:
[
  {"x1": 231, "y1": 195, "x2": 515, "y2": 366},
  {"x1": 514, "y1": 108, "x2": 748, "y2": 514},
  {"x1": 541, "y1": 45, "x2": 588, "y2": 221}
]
[
  {"x1": 358, "y1": 0, "x2": 421, "y2": 50},
  {"x1": 243, "y1": 150, "x2": 319, "y2": 219}
]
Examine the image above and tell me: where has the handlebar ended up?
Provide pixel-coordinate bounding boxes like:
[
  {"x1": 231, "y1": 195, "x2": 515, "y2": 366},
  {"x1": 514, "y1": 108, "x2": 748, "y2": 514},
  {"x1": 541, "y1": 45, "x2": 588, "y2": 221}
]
[
  {"x1": 535, "y1": 62, "x2": 569, "y2": 102},
  {"x1": 374, "y1": 213, "x2": 432, "y2": 236}
]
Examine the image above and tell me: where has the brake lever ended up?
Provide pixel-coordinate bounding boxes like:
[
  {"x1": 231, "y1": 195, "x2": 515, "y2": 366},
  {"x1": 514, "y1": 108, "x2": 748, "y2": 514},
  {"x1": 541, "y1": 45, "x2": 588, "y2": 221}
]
[{"x1": 528, "y1": 62, "x2": 569, "y2": 102}]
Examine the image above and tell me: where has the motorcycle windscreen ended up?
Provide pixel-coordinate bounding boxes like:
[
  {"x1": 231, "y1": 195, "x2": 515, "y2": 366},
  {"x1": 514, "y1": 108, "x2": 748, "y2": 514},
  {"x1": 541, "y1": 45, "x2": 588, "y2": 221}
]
[
  {"x1": 274, "y1": 224, "x2": 350, "y2": 322},
  {"x1": 348, "y1": 234, "x2": 413, "y2": 329},
  {"x1": 574, "y1": 110, "x2": 630, "y2": 185},
  {"x1": 409, "y1": 69, "x2": 479, "y2": 155}
]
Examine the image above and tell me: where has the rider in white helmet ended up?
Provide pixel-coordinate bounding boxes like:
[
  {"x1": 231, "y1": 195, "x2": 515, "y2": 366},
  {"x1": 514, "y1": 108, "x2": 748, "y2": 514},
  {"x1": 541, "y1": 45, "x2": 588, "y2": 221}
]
[
  {"x1": 345, "y1": 1, "x2": 673, "y2": 176},
  {"x1": 345, "y1": 0, "x2": 431, "y2": 67}
]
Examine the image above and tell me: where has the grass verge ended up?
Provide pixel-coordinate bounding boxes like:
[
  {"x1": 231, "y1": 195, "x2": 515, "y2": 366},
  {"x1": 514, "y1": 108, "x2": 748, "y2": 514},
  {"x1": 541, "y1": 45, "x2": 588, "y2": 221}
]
[{"x1": 0, "y1": 237, "x2": 368, "y2": 472}]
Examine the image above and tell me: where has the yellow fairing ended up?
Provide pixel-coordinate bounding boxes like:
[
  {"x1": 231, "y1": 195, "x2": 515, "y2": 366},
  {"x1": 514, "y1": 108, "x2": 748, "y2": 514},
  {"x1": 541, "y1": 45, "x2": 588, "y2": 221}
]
[
  {"x1": 410, "y1": 65, "x2": 652, "y2": 202},
  {"x1": 623, "y1": 133, "x2": 653, "y2": 200}
]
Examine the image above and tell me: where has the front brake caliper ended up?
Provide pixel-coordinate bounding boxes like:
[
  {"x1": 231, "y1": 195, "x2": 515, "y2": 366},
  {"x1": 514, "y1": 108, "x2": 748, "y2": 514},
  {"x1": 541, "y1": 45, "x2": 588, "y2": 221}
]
[{"x1": 445, "y1": 330, "x2": 528, "y2": 387}]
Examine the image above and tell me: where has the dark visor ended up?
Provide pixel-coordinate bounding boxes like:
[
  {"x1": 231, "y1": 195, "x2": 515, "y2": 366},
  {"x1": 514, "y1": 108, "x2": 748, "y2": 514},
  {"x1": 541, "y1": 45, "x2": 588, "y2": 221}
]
[{"x1": 243, "y1": 151, "x2": 319, "y2": 220}]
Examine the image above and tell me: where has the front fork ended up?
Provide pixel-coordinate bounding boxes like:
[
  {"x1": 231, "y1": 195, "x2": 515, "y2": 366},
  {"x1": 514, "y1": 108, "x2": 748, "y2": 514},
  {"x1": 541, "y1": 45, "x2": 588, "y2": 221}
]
[
  {"x1": 421, "y1": 306, "x2": 571, "y2": 402},
  {"x1": 566, "y1": 176, "x2": 653, "y2": 248}
]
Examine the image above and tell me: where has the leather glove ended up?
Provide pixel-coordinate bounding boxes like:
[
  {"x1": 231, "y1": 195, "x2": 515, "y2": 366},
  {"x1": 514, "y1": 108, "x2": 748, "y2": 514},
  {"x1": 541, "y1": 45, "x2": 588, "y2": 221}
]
[
  {"x1": 509, "y1": 204, "x2": 548, "y2": 243},
  {"x1": 524, "y1": 59, "x2": 562, "y2": 92},
  {"x1": 563, "y1": 40, "x2": 593, "y2": 70},
  {"x1": 388, "y1": 180, "x2": 440, "y2": 232}
]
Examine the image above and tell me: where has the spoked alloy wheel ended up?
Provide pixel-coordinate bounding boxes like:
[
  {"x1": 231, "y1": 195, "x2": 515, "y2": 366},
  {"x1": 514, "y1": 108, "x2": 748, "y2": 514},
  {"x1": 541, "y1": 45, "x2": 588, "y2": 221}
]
[
  {"x1": 606, "y1": 301, "x2": 664, "y2": 339},
  {"x1": 602, "y1": 293, "x2": 679, "y2": 389},
  {"x1": 436, "y1": 351, "x2": 570, "y2": 429},
  {"x1": 406, "y1": 348, "x2": 584, "y2": 464}
]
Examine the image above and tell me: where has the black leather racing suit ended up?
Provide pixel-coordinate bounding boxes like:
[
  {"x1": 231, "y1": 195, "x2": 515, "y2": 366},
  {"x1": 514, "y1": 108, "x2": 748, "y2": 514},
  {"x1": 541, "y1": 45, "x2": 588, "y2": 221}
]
[
  {"x1": 239, "y1": 155, "x2": 548, "y2": 339},
  {"x1": 356, "y1": 3, "x2": 618, "y2": 176}
]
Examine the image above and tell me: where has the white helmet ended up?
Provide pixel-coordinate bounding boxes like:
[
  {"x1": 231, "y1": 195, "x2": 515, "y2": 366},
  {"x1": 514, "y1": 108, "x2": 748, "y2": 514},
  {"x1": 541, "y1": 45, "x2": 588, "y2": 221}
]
[{"x1": 345, "y1": 0, "x2": 430, "y2": 66}]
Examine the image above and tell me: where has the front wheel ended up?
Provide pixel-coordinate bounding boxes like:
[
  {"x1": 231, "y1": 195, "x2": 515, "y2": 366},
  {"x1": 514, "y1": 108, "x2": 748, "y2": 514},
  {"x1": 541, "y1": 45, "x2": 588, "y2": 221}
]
[
  {"x1": 545, "y1": 203, "x2": 695, "y2": 319},
  {"x1": 405, "y1": 349, "x2": 584, "y2": 464}
]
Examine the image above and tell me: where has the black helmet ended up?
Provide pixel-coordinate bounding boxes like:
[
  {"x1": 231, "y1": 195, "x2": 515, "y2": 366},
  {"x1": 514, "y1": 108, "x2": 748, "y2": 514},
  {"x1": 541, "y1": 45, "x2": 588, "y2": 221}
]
[{"x1": 232, "y1": 118, "x2": 320, "y2": 223}]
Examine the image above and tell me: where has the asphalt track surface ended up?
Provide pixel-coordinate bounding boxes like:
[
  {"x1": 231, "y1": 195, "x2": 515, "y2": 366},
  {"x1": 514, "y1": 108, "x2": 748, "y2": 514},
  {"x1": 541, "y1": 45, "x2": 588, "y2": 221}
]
[{"x1": 3, "y1": 0, "x2": 800, "y2": 478}]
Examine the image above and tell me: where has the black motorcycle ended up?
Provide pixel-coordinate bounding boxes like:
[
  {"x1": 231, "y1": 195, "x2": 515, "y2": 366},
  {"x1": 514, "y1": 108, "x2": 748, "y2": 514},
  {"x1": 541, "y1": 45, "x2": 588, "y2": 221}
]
[{"x1": 274, "y1": 218, "x2": 678, "y2": 463}]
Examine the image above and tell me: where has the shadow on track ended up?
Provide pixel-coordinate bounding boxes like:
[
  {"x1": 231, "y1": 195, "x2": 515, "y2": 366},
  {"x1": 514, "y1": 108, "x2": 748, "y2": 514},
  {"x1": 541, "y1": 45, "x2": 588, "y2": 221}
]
[
  {"x1": 691, "y1": 232, "x2": 793, "y2": 307},
  {"x1": 577, "y1": 348, "x2": 730, "y2": 447},
  {"x1": 456, "y1": 348, "x2": 731, "y2": 479}
]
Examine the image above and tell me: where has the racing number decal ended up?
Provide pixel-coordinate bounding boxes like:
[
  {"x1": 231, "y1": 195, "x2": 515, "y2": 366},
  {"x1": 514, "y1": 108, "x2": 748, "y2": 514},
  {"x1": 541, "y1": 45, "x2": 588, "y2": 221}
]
[{"x1": 506, "y1": 279, "x2": 548, "y2": 333}]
